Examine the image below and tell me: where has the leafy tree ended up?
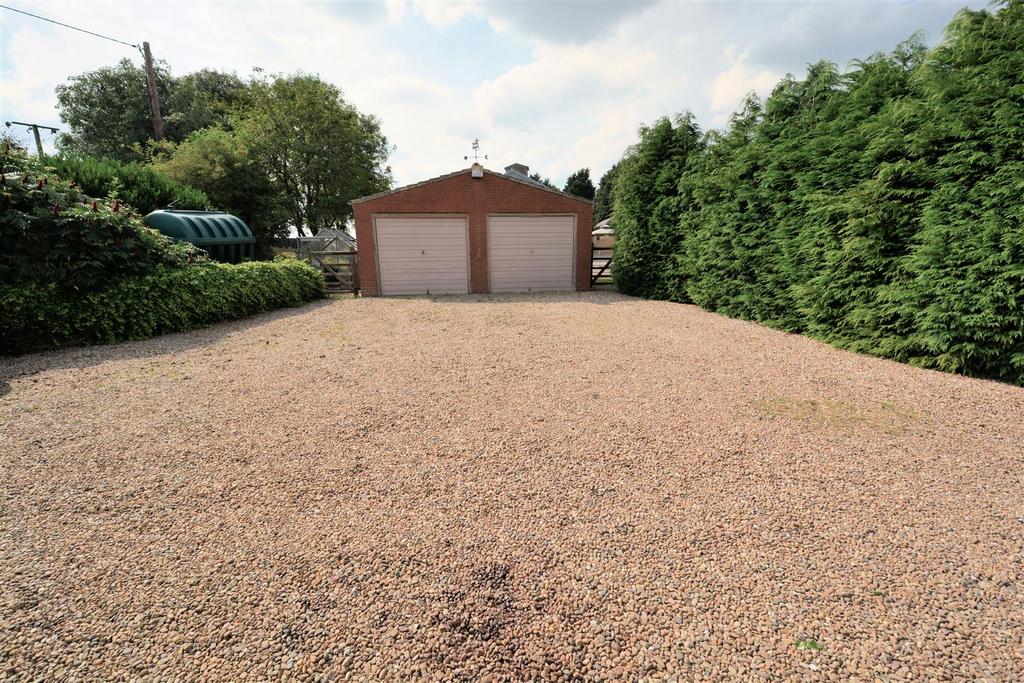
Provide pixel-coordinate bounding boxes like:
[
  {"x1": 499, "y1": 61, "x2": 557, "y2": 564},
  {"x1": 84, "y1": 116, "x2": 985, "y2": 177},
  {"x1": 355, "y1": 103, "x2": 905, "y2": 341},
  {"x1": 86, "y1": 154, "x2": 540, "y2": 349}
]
[
  {"x1": 675, "y1": 93, "x2": 771, "y2": 316},
  {"x1": 897, "y1": 2, "x2": 1024, "y2": 382},
  {"x1": 55, "y1": 60, "x2": 246, "y2": 161},
  {"x1": 563, "y1": 168, "x2": 595, "y2": 199},
  {"x1": 753, "y1": 61, "x2": 845, "y2": 330},
  {"x1": 235, "y1": 73, "x2": 391, "y2": 235},
  {"x1": 162, "y1": 69, "x2": 248, "y2": 142},
  {"x1": 528, "y1": 171, "x2": 557, "y2": 189},
  {"x1": 55, "y1": 62, "x2": 392, "y2": 239},
  {"x1": 592, "y1": 162, "x2": 620, "y2": 224},
  {"x1": 56, "y1": 59, "x2": 171, "y2": 162},
  {"x1": 151, "y1": 127, "x2": 289, "y2": 251},
  {"x1": 797, "y1": 40, "x2": 929, "y2": 349}
]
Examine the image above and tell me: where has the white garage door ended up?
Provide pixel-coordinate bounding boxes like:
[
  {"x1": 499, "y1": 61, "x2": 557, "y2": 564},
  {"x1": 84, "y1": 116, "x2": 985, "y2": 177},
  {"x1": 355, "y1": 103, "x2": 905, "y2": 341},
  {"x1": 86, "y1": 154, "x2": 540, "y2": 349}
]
[
  {"x1": 488, "y1": 215, "x2": 575, "y2": 292},
  {"x1": 375, "y1": 217, "x2": 469, "y2": 295}
]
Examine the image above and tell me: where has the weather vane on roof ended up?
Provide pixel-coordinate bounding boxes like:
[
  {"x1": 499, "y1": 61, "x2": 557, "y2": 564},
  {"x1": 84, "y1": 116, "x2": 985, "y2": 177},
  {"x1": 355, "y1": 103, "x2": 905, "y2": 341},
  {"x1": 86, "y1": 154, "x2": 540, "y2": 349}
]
[{"x1": 464, "y1": 138, "x2": 488, "y2": 163}]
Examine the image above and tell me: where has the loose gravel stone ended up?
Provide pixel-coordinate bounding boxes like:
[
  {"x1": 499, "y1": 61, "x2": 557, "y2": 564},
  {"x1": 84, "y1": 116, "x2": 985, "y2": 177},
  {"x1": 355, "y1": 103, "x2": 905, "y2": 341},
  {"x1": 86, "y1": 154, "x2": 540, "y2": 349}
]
[{"x1": 1, "y1": 292, "x2": 1022, "y2": 681}]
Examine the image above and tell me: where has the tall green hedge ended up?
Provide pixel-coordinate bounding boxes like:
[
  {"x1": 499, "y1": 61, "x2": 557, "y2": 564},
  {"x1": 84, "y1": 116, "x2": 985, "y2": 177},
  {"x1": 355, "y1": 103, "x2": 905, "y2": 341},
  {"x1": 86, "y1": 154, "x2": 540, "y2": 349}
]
[
  {"x1": 47, "y1": 154, "x2": 208, "y2": 214},
  {"x1": 1, "y1": 260, "x2": 325, "y2": 354},
  {"x1": 612, "y1": 2, "x2": 1023, "y2": 385}
]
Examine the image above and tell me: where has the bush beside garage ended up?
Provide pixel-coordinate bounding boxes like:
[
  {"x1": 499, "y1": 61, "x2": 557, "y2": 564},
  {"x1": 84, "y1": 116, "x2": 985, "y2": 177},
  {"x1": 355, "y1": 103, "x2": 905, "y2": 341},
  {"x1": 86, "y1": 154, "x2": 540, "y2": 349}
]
[{"x1": 0, "y1": 148, "x2": 324, "y2": 355}]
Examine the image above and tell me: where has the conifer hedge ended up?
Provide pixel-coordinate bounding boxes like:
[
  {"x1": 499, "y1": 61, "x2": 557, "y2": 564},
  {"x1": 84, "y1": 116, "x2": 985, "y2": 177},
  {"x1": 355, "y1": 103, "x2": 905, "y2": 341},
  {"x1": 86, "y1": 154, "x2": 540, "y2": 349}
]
[
  {"x1": 47, "y1": 155, "x2": 209, "y2": 214},
  {"x1": 612, "y1": 2, "x2": 1023, "y2": 385}
]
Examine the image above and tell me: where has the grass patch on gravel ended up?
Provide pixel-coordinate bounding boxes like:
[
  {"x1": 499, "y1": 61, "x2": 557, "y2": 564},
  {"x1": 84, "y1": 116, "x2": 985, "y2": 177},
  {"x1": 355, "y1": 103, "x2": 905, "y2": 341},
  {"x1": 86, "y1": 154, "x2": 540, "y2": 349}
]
[
  {"x1": 750, "y1": 397, "x2": 920, "y2": 435},
  {"x1": 317, "y1": 320, "x2": 349, "y2": 341}
]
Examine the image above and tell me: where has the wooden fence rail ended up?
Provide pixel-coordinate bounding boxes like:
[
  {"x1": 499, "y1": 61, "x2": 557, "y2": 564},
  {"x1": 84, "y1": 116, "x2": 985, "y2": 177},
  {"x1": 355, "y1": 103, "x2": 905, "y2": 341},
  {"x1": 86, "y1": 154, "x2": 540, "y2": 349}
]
[
  {"x1": 312, "y1": 250, "x2": 359, "y2": 294},
  {"x1": 591, "y1": 245, "x2": 613, "y2": 286}
]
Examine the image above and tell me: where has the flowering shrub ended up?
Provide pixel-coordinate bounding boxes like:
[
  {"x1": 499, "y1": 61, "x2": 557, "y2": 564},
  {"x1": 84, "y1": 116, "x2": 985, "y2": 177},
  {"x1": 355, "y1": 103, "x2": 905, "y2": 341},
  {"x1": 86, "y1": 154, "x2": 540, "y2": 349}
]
[{"x1": 1, "y1": 146, "x2": 205, "y2": 291}]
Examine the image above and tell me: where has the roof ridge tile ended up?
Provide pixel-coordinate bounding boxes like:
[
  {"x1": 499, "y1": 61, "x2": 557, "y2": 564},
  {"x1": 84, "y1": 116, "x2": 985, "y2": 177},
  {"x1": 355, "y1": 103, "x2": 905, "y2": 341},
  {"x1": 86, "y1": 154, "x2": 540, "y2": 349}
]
[{"x1": 350, "y1": 168, "x2": 595, "y2": 205}]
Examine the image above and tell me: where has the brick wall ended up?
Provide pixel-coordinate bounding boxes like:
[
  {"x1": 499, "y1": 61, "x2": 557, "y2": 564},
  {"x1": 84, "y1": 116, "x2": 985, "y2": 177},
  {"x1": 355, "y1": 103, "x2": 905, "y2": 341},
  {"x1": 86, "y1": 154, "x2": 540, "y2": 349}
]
[{"x1": 353, "y1": 171, "x2": 594, "y2": 296}]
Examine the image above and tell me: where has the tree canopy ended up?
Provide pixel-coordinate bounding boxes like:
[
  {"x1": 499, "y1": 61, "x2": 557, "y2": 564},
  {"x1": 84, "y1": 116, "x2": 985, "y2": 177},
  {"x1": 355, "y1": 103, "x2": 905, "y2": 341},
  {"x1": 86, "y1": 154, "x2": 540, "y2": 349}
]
[
  {"x1": 592, "y1": 162, "x2": 620, "y2": 225},
  {"x1": 528, "y1": 171, "x2": 557, "y2": 189},
  {"x1": 563, "y1": 168, "x2": 595, "y2": 200},
  {"x1": 56, "y1": 59, "x2": 171, "y2": 162},
  {"x1": 55, "y1": 59, "x2": 393, "y2": 241},
  {"x1": 162, "y1": 69, "x2": 248, "y2": 143},
  {"x1": 235, "y1": 73, "x2": 392, "y2": 235},
  {"x1": 55, "y1": 60, "x2": 245, "y2": 162},
  {"x1": 151, "y1": 127, "x2": 289, "y2": 249},
  {"x1": 612, "y1": 113, "x2": 703, "y2": 299}
]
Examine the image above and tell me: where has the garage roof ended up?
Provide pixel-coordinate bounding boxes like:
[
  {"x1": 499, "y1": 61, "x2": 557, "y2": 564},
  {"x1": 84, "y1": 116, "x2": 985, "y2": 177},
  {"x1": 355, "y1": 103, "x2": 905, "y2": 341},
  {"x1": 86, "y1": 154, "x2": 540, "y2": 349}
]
[{"x1": 350, "y1": 167, "x2": 595, "y2": 206}]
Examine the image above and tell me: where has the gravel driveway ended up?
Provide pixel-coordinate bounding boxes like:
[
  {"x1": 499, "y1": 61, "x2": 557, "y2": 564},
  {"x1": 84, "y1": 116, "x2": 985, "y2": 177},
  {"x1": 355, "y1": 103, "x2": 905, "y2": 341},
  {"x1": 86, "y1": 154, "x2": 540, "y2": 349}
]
[{"x1": 3, "y1": 292, "x2": 1022, "y2": 681}]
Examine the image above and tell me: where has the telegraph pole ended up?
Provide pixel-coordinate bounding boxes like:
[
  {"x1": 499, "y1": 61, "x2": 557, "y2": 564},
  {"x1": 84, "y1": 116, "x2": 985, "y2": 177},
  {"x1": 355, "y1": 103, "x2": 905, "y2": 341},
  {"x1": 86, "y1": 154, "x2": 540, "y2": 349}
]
[
  {"x1": 31, "y1": 125, "x2": 43, "y2": 159},
  {"x1": 142, "y1": 41, "x2": 164, "y2": 142},
  {"x1": 4, "y1": 121, "x2": 58, "y2": 159}
]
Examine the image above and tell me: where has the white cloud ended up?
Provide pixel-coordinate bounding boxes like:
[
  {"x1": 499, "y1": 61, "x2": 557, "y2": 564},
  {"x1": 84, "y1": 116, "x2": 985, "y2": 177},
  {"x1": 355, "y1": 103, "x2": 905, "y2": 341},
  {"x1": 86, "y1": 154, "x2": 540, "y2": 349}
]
[
  {"x1": 708, "y1": 46, "x2": 782, "y2": 125},
  {"x1": 469, "y1": 36, "x2": 679, "y2": 182},
  {"x1": 0, "y1": 1, "x2": 392, "y2": 152},
  {"x1": 385, "y1": 0, "x2": 406, "y2": 23},
  {"x1": 410, "y1": 0, "x2": 480, "y2": 27},
  {"x1": 408, "y1": 0, "x2": 655, "y2": 41},
  {"x1": 0, "y1": 0, "x2": 989, "y2": 187},
  {"x1": 475, "y1": 44, "x2": 656, "y2": 130}
]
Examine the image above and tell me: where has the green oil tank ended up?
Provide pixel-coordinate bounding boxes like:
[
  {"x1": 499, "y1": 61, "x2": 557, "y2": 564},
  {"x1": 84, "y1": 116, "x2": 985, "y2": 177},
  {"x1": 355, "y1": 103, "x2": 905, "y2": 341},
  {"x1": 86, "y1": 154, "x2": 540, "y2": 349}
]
[{"x1": 144, "y1": 210, "x2": 256, "y2": 263}]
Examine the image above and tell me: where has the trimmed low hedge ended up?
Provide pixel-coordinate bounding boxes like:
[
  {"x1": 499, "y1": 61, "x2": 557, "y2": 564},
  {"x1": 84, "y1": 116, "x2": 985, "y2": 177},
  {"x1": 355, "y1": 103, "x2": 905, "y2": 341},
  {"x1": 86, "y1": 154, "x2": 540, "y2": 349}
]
[{"x1": 1, "y1": 259, "x2": 325, "y2": 354}]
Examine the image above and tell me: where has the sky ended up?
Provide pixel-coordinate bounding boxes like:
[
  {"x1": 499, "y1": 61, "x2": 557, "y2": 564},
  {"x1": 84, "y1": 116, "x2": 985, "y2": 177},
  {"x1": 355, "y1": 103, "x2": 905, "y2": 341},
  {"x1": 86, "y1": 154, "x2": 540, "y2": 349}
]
[{"x1": 0, "y1": 0, "x2": 988, "y2": 188}]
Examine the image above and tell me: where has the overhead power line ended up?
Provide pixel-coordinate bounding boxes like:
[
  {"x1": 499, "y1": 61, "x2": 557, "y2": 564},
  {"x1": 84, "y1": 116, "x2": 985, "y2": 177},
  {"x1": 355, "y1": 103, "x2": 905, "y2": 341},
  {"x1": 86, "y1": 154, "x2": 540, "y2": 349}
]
[
  {"x1": 0, "y1": 4, "x2": 163, "y2": 141},
  {"x1": 0, "y1": 4, "x2": 138, "y2": 49}
]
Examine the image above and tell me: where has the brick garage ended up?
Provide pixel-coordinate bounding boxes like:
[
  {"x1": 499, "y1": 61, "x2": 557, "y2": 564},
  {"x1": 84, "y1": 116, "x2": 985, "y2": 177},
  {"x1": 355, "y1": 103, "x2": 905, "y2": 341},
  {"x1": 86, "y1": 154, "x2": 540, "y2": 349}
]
[{"x1": 352, "y1": 164, "x2": 594, "y2": 296}]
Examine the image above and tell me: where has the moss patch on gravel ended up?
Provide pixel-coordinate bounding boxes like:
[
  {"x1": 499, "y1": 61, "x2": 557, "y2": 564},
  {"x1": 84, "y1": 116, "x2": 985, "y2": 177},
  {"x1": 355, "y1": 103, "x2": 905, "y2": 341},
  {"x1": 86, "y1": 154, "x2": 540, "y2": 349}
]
[{"x1": 750, "y1": 397, "x2": 921, "y2": 435}]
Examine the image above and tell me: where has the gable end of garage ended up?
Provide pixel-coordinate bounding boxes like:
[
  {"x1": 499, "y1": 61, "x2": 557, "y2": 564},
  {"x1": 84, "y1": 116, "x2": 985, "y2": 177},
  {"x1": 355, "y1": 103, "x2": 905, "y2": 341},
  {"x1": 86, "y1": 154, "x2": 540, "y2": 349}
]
[{"x1": 352, "y1": 168, "x2": 594, "y2": 296}]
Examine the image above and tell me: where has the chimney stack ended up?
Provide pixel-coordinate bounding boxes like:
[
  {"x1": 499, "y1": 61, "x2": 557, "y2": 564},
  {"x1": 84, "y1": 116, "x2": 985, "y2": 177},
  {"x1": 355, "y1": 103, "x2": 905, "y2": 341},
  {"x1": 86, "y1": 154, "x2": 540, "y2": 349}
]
[{"x1": 504, "y1": 163, "x2": 530, "y2": 177}]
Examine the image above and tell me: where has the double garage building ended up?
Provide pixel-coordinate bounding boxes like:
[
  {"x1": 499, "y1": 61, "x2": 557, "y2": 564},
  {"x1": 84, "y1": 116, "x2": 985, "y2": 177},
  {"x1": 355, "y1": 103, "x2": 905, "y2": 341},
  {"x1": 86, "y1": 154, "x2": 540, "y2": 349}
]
[{"x1": 352, "y1": 164, "x2": 594, "y2": 296}]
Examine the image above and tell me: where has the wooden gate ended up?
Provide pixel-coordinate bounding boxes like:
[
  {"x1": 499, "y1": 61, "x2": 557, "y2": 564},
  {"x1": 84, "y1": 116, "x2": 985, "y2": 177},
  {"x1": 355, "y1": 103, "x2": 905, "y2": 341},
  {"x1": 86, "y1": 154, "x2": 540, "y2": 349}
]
[
  {"x1": 298, "y1": 230, "x2": 360, "y2": 294},
  {"x1": 316, "y1": 250, "x2": 359, "y2": 293},
  {"x1": 591, "y1": 245, "x2": 613, "y2": 286}
]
